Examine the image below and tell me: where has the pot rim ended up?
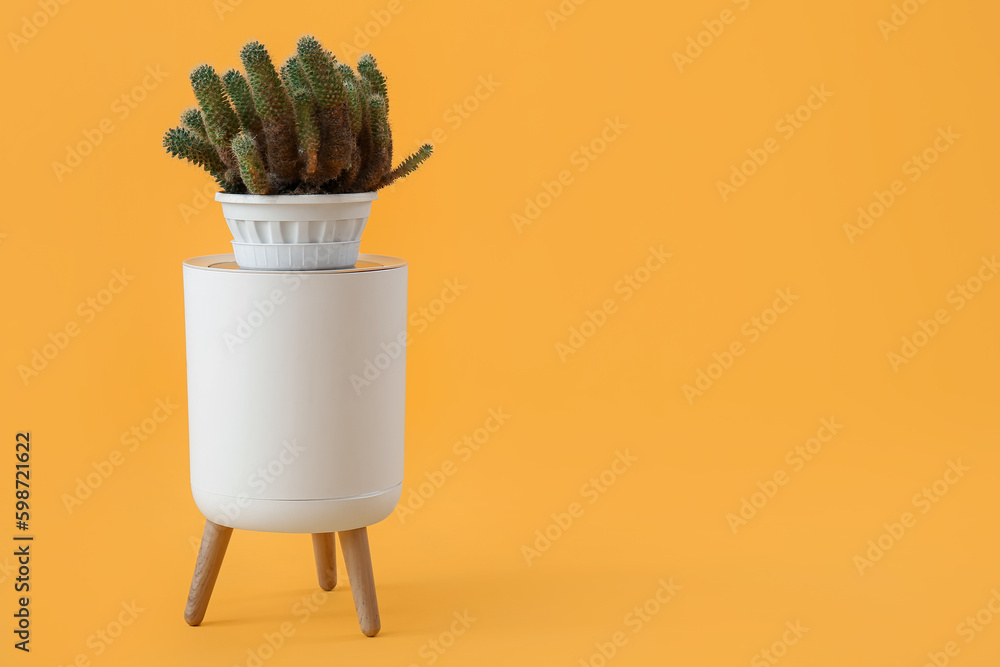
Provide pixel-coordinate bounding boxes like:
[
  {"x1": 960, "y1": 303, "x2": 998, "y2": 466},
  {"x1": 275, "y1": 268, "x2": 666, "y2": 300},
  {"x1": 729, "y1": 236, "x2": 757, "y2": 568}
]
[{"x1": 215, "y1": 191, "x2": 378, "y2": 204}]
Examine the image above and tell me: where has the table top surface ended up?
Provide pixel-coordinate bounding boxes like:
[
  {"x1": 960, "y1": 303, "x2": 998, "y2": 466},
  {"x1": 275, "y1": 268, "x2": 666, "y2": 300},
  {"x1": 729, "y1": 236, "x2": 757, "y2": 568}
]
[{"x1": 182, "y1": 253, "x2": 407, "y2": 274}]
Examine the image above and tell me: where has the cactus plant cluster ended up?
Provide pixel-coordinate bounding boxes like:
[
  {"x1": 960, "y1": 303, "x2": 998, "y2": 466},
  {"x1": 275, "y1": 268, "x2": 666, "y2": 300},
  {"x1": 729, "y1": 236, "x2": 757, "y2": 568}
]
[{"x1": 163, "y1": 36, "x2": 432, "y2": 195}]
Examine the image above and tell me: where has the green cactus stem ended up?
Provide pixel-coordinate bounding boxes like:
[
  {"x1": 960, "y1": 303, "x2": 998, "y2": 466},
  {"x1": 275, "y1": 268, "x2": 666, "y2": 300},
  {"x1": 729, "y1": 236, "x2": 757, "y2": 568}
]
[
  {"x1": 357, "y1": 54, "x2": 389, "y2": 112},
  {"x1": 335, "y1": 85, "x2": 368, "y2": 191},
  {"x1": 380, "y1": 144, "x2": 433, "y2": 189},
  {"x1": 189, "y1": 65, "x2": 240, "y2": 171},
  {"x1": 339, "y1": 63, "x2": 364, "y2": 136},
  {"x1": 163, "y1": 126, "x2": 232, "y2": 190},
  {"x1": 355, "y1": 92, "x2": 392, "y2": 192},
  {"x1": 334, "y1": 64, "x2": 367, "y2": 190},
  {"x1": 280, "y1": 57, "x2": 321, "y2": 182},
  {"x1": 297, "y1": 35, "x2": 352, "y2": 183},
  {"x1": 180, "y1": 107, "x2": 209, "y2": 142},
  {"x1": 232, "y1": 132, "x2": 271, "y2": 194},
  {"x1": 222, "y1": 69, "x2": 267, "y2": 163},
  {"x1": 240, "y1": 41, "x2": 300, "y2": 186}
]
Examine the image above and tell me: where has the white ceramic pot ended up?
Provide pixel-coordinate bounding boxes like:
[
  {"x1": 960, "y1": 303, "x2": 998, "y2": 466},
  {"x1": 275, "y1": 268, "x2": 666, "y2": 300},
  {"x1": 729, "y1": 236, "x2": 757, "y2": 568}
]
[
  {"x1": 182, "y1": 253, "x2": 407, "y2": 533},
  {"x1": 231, "y1": 240, "x2": 361, "y2": 271},
  {"x1": 216, "y1": 192, "x2": 377, "y2": 270}
]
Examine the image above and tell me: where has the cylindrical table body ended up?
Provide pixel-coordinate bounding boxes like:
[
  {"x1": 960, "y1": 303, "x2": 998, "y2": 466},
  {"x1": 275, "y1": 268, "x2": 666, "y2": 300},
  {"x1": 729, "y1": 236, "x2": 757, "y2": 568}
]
[{"x1": 182, "y1": 254, "x2": 406, "y2": 533}]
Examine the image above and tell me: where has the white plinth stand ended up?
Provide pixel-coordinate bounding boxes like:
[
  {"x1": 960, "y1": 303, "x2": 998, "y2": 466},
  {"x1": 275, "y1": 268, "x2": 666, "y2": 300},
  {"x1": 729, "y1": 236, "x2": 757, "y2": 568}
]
[{"x1": 181, "y1": 254, "x2": 407, "y2": 636}]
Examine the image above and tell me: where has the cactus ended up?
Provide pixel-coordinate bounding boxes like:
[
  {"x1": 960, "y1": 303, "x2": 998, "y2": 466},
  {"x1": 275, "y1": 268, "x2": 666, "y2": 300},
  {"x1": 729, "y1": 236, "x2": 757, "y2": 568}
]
[
  {"x1": 296, "y1": 36, "x2": 353, "y2": 186},
  {"x1": 232, "y1": 133, "x2": 271, "y2": 195},
  {"x1": 355, "y1": 93, "x2": 392, "y2": 192},
  {"x1": 240, "y1": 41, "x2": 300, "y2": 188},
  {"x1": 189, "y1": 65, "x2": 240, "y2": 172},
  {"x1": 222, "y1": 69, "x2": 267, "y2": 163},
  {"x1": 280, "y1": 56, "x2": 321, "y2": 180},
  {"x1": 339, "y1": 63, "x2": 364, "y2": 135},
  {"x1": 357, "y1": 54, "x2": 389, "y2": 111},
  {"x1": 164, "y1": 36, "x2": 432, "y2": 195},
  {"x1": 180, "y1": 107, "x2": 208, "y2": 142},
  {"x1": 163, "y1": 126, "x2": 239, "y2": 192},
  {"x1": 382, "y1": 144, "x2": 433, "y2": 189}
]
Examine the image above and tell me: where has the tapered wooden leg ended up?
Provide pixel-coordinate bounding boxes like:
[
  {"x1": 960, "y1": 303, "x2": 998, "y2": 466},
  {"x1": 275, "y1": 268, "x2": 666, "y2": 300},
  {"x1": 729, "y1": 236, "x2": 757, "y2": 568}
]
[
  {"x1": 185, "y1": 520, "x2": 233, "y2": 626},
  {"x1": 311, "y1": 533, "x2": 337, "y2": 591},
  {"x1": 338, "y1": 527, "x2": 380, "y2": 637}
]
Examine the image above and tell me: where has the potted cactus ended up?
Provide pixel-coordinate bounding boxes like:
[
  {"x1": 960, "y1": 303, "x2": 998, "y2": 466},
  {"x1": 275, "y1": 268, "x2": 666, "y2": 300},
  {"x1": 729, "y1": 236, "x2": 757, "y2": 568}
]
[{"x1": 164, "y1": 36, "x2": 432, "y2": 270}]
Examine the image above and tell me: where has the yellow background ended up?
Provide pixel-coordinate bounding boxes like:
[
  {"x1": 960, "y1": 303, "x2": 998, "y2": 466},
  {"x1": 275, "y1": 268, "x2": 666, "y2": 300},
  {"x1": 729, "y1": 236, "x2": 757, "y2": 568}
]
[{"x1": 3, "y1": 0, "x2": 1000, "y2": 664}]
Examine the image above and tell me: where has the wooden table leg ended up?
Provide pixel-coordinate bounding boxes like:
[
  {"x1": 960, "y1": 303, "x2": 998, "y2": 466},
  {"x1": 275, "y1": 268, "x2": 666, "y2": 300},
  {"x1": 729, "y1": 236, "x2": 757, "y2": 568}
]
[
  {"x1": 338, "y1": 527, "x2": 380, "y2": 637},
  {"x1": 311, "y1": 533, "x2": 338, "y2": 591},
  {"x1": 185, "y1": 520, "x2": 233, "y2": 626}
]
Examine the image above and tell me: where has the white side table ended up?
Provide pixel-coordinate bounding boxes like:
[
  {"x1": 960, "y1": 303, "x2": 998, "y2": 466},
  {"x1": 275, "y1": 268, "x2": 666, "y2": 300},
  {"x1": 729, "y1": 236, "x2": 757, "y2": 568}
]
[{"x1": 181, "y1": 254, "x2": 408, "y2": 636}]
